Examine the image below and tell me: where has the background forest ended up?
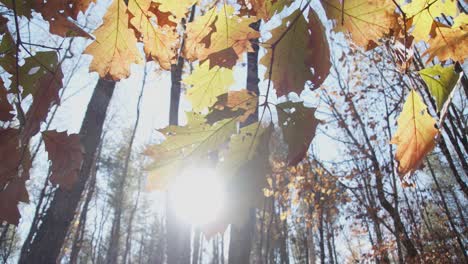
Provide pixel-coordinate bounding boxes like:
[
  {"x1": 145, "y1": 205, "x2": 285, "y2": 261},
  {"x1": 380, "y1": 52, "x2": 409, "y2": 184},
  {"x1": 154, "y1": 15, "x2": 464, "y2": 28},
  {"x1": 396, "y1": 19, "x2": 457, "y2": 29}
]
[{"x1": 0, "y1": 0, "x2": 467, "y2": 263}]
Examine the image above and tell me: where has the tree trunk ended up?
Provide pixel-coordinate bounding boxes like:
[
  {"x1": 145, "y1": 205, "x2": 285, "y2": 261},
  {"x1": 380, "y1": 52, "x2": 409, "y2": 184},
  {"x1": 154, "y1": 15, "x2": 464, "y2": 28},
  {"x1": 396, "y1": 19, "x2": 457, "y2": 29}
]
[
  {"x1": 18, "y1": 79, "x2": 116, "y2": 264},
  {"x1": 228, "y1": 19, "x2": 261, "y2": 264}
]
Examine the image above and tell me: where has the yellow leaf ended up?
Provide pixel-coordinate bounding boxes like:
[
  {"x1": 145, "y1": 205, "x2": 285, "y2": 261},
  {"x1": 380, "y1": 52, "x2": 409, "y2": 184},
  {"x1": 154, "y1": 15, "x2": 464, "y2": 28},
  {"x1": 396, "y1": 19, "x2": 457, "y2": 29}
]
[
  {"x1": 184, "y1": 5, "x2": 260, "y2": 67},
  {"x1": 182, "y1": 62, "x2": 234, "y2": 111},
  {"x1": 423, "y1": 13, "x2": 468, "y2": 63},
  {"x1": 153, "y1": 0, "x2": 197, "y2": 22},
  {"x1": 84, "y1": 0, "x2": 142, "y2": 80},
  {"x1": 128, "y1": 0, "x2": 178, "y2": 70},
  {"x1": 390, "y1": 90, "x2": 438, "y2": 176},
  {"x1": 323, "y1": 0, "x2": 396, "y2": 48},
  {"x1": 400, "y1": 0, "x2": 458, "y2": 42}
]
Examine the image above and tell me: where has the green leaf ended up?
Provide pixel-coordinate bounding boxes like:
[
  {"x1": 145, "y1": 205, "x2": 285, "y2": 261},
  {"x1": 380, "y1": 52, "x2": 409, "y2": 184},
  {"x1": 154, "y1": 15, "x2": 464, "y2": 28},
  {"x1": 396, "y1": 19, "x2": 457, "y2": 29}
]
[
  {"x1": 419, "y1": 65, "x2": 459, "y2": 112},
  {"x1": 277, "y1": 101, "x2": 320, "y2": 165},
  {"x1": 10, "y1": 51, "x2": 61, "y2": 98},
  {"x1": 145, "y1": 112, "x2": 237, "y2": 189}
]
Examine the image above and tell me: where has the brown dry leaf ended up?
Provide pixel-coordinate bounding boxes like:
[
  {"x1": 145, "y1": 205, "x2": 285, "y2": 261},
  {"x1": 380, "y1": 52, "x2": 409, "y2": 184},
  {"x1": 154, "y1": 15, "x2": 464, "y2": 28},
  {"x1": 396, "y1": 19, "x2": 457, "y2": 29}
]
[
  {"x1": 305, "y1": 8, "x2": 331, "y2": 90},
  {"x1": 322, "y1": 0, "x2": 396, "y2": 48},
  {"x1": 277, "y1": 101, "x2": 320, "y2": 166},
  {"x1": 84, "y1": 0, "x2": 142, "y2": 80},
  {"x1": 67, "y1": 0, "x2": 97, "y2": 20},
  {"x1": 0, "y1": 79, "x2": 14, "y2": 122},
  {"x1": 0, "y1": 129, "x2": 31, "y2": 225},
  {"x1": 128, "y1": 0, "x2": 179, "y2": 70},
  {"x1": 390, "y1": 90, "x2": 439, "y2": 176},
  {"x1": 237, "y1": 0, "x2": 293, "y2": 21},
  {"x1": 206, "y1": 90, "x2": 258, "y2": 124},
  {"x1": 42, "y1": 130, "x2": 83, "y2": 190},
  {"x1": 33, "y1": 0, "x2": 91, "y2": 38},
  {"x1": 184, "y1": 5, "x2": 260, "y2": 68},
  {"x1": 261, "y1": 9, "x2": 329, "y2": 97},
  {"x1": 423, "y1": 14, "x2": 468, "y2": 63}
]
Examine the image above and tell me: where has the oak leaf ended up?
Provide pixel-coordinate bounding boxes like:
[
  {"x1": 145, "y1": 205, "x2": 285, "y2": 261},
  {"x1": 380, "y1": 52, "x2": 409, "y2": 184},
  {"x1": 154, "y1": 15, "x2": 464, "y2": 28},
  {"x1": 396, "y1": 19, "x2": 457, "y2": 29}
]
[
  {"x1": 423, "y1": 13, "x2": 468, "y2": 63},
  {"x1": 419, "y1": 64, "x2": 459, "y2": 111},
  {"x1": 42, "y1": 130, "x2": 83, "y2": 190},
  {"x1": 152, "y1": 0, "x2": 197, "y2": 22},
  {"x1": 33, "y1": 0, "x2": 91, "y2": 38},
  {"x1": 84, "y1": 0, "x2": 142, "y2": 80},
  {"x1": 277, "y1": 101, "x2": 320, "y2": 165},
  {"x1": 182, "y1": 62, "x2": 235, "y2": 111},
  {"x1": 128, "y1": 0, "x2": 178, "y2": 70},
  {"x1": 322, "y1": 0, "x2": 396, "y2": 48},
  {"x1": 184, "y1": 5, "x2": 260, "y2": 67},
  {"x1": 390, "y1": 90, "x2": 439, "y2": 176}
]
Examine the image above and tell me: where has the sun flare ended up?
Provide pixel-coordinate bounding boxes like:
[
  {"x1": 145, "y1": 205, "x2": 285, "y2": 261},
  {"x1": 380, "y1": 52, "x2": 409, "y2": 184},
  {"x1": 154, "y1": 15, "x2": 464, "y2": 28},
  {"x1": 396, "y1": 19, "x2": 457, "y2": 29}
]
[{"x1": 168, "y1": 167, "x2": 225, "y2": 226}]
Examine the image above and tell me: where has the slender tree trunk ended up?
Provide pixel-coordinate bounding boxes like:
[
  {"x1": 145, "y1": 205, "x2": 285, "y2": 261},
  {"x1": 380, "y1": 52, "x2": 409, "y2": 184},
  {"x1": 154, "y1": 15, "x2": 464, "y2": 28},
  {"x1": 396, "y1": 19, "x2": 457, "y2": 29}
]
[
  {"x1": 192, "y1": 229, "x2": 201, "y2": 264},
  {"x1": 18, "y1": 79, "x2": 115, "y2": 264},
  {"x1": 228, "y1": 19, "x2": 261, "y2": 264}
]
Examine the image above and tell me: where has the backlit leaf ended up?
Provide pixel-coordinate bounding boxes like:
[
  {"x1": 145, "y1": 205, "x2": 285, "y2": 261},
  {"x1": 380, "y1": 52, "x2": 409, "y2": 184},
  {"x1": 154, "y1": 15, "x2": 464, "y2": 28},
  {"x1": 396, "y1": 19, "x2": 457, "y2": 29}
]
[
  {"x1": 419, "y1": 64, "x2": 459, "y2": 111},
  {"x1": 152, "y1": 0, "x2": 197, "y2": 22},
  {"x1": 128, "y1": 0, "x2": 179, "y2": 70},
  {"x1": 322, "y1": 0, "x2": 396, "y2": 48},
  {"x1": 182, "y1": 62, "x2": 235, "y2": 111},
  {"x1": 184, "y1": 5, "x2": 260, "y2": 68},
  {"x1": 400, "y1": 0, "x2": 457, "y2": 42},
  {"x1": 423, "y1": 13, "x2": 468, "y2": 63},
  {"x1": 84, "y1": 0, "x2": 142, "y2": 80},
  {"x1": 145, "y1": 112, "x2": 237, "y2": 189},
  {"x1": 390, "y1": 90, "x2": 439, "y2": 176}
]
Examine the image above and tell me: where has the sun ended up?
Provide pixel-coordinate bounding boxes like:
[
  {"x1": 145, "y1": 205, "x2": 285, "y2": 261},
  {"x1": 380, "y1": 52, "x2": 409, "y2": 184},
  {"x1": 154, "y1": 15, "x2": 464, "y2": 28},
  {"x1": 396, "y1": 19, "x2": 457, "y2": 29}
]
[{"x1": 168, "y1": 167, "x2": 225, "y2": 226}]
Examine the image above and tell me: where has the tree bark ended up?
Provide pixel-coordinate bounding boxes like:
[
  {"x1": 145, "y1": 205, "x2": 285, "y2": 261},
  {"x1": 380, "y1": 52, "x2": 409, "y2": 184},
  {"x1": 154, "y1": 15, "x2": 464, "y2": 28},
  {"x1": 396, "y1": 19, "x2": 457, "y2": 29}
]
[{"x1": 18, "y1": 79, "x2": 116, "y2": 264}]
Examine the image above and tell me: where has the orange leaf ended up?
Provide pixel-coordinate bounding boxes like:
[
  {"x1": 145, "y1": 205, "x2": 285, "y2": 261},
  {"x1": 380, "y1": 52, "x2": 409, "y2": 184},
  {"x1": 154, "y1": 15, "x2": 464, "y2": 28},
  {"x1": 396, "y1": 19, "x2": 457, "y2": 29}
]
[
  {"x1": 322, "y1": 0, "x2": 396, "y2": 48},
  {"x1": 184, "y1": 5, "x2": 260, "y2": 68},
  {"x1": 423, "y1": 14, "x2": 468, "y2": 63},
  {"x1": 390, "y1": 90, "x2": 438, "y2": 176},
  {"x1": 128, "y1": 0, "x2": 179, "y2": 70},
  {"x1": 84, "y1": 0, "x2": 142, "y2": 80}
]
